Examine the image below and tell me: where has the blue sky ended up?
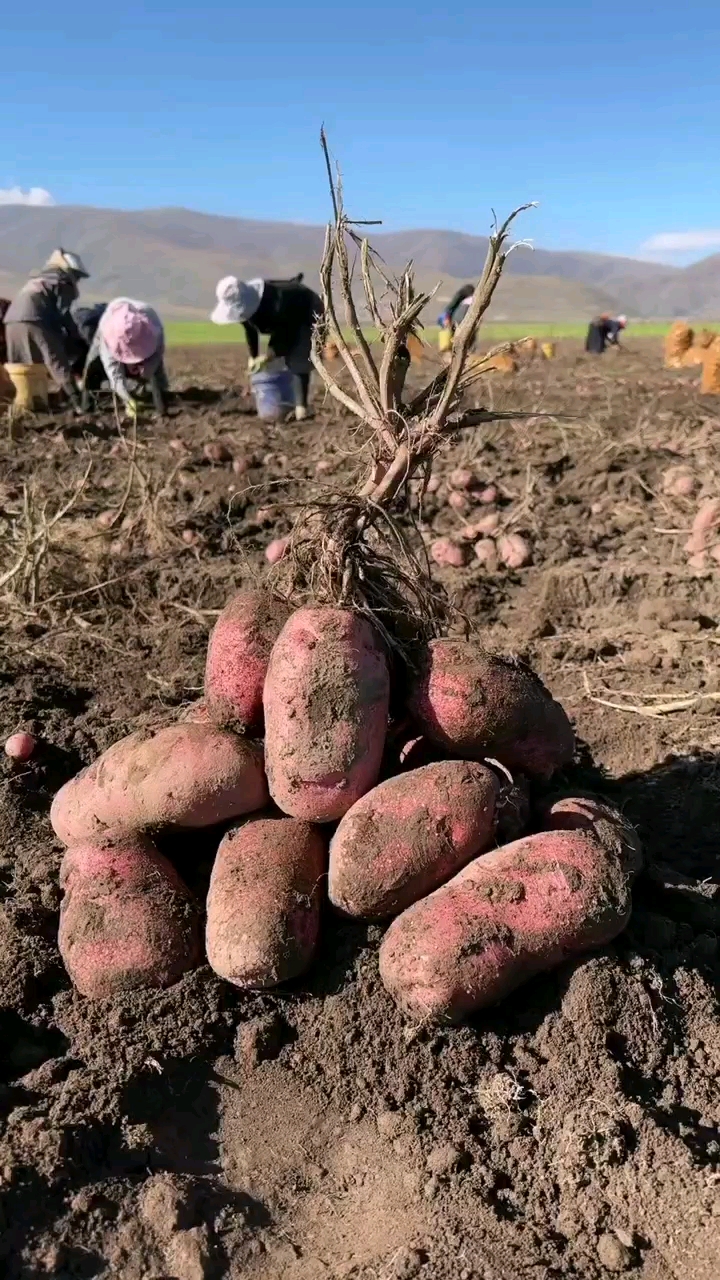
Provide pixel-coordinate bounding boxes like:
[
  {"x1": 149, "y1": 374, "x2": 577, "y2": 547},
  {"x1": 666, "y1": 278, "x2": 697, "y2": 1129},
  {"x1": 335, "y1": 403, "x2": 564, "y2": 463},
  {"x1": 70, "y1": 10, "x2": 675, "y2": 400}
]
[{"x1": 2, "y1": 1, "x2": 719, "y2": 263}]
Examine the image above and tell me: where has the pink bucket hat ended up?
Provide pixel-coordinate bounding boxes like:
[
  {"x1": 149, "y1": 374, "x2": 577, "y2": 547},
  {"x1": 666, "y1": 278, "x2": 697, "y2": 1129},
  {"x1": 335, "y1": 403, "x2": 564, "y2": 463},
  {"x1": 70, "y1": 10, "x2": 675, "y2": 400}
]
[{"x1": 100, "y1": 299, "x2": 162, "y2": 363}]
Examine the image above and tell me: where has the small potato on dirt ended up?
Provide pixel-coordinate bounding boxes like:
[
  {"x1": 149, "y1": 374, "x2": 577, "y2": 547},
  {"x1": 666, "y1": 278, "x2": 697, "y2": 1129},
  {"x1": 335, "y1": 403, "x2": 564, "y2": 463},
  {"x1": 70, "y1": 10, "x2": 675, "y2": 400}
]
[
  {"x1": 206, "y1": 813, "x2": 325, "y2": 988},
  {"x1": 204, "y1": 589, "x2": 290, "y2": 731},
  {"x1": 96, "y1": 510, "x2": 116, "y2": 530},
  {"x1": 315, "y1": 459, "x2": 333, "y2": 475},
  {"x1": 58, "y1": 835, "x2": 201, "y2": 998},
  {"x1": 497, "y1": 533, "x2": 532, "y2": 569},
  {"x1": 474, "y1": 485, "x2": 498, "y2": 504},
  {"x1": 407, "y1": 639, "x2": 574, "y2": 778},
  {"x1": 329, "y1": 760, "x2": 500, "y2": 918},
  {"x1": 51, "y1": 723, "x2": 268, "y2": 845},
  {"x1": 379, "y1": 811, "x2": 640, "y2": 1023},
  {"x1": 5, "y1": 731, "x2": 37, "y2": 762},
  {"x1": 425, "y1": 474, "x2": 441, "y2": 494},
  {"x1": 232, "y1": 456, "x2": 251, "y2": 475},
  {"x1": 203, "y1": 441, "x2": 232, "y2": 464},
  {"x1": 447, "y1": 490, "x2": 471, "y2": 514},
  {"x1": 431, "y1": 538, "x2": 470, "y2": 568},
  {"x1": 661, "y1": 465, "x2": 696, "y2": 498},
  {"x1": 264, "y1": 606, "x2": 390, "y2": 822},
  {"x1": 265, "y1": 537, "x2": 289, "y2": 565},
  {"x1": 449, "y1": 467, "x2": 476, "y2": 491},
  {"x1": 181, "y1": 528, "x2": 201, "y2": 546},
  {"x1": 474, "y1": 538, "x2": 498, "y2": 570},
  {"x1": 169, "y1": 437, "x2": 190, "y2": 454},
  {"x1": 472, "y1": 511, "x2": 501, "y2": 537},
  {"x1": 684, "y1": 499, "x2": 720, "y2": 554}
]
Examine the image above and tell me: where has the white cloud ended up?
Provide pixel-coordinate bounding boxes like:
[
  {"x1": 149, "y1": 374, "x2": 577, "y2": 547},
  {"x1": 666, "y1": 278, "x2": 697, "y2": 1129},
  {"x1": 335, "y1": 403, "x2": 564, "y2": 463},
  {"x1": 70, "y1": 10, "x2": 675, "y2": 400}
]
[
  {"x1": 0, "y1": 186, "x2": 55, "y2": 207},
  {"x1": 641, "y1": 230, "x2": 720, "y2": 253}
]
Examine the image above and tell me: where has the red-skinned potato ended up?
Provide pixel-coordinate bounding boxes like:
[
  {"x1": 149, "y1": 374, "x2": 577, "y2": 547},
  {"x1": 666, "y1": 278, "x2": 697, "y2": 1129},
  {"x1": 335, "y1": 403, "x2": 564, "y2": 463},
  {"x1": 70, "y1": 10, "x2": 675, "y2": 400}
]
[
  {"x1": 205, "y1": 813, "x2": 325, "y2": 987},
  {"x1": 204, "y1": 589, "x2": 290, "y2": 731},
  {"x1": 58, "y1": 835, "x2": 201, "y2": 997},
  {"x1": 431, "y1": 537, "x2": 470, "y2": 568},
  {"x1": 328, "y1": 760, "x2": 499, "y2": 919},
  {"x1": 379, "y1": 798, "x2": 640, "y2": 1024},
  {"x1": 407, "y1": 639, "x2": 574, "y2": 778},
  {"x1": 264, "y1": 607, "x2": 390, "y2": 822},
  {"x1": 51, "y1": 723, "x2": 268, "y2": 846},
  {"x1": 497, "y1": 533, "x2": 532, "y2": 568}
]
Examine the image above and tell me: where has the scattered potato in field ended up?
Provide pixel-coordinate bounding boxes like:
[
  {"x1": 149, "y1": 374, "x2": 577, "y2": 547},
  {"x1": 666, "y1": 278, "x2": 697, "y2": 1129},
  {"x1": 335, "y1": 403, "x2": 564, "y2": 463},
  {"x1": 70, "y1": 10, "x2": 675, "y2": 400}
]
[
  {"x1": 497, "y1": 533, "x2": 532, "y2": 568},
  {"x1": 407, "y1": 639, "x2": 574, "y2": 777},
  {"x1": 204, "y1": 589, "x2": 290, "y2": 731},
  {"x1": 266, "y1": 537, "x2": 289, "y2": 564},
  {"x1": 474, "y1": 538, "x2": 498, "y2": 570},
  {"x1": 203, "y1": 441, "x2": 232, "y2": 464},
  {"x1": 264, "y1": 607, "x2": 390, "y2": 822},
  {"x1": 449, "y1": 467, "x2": 476, "y2": 491},
  {"x1": 96, "y1": 511, "x2": 115, "y2": 529},
  {"x1": 474, "y1": 485, "x2": 498, "y2": 504},
  {"x1": 58, "y1": 835, "x2": 201, "y2": 997},
  {"x1": 5, "y1": 732, "x2": 37, "y2": 762},
  {"x1": 684, "y1": 499, "x2": 720, "y2": 555},
  {"x1": 471, "y1": 511, "x2": 501, "y2": 537},
  {"x1": 431, "y1": 537, "x2": 469, "y2": 568},
  {"x1": 232, "y1": 456, "x2": 251, "y2": 475},
  {"x1": 206, "y1": 813, "x2": 325, "y2": 988},
  {"x1": 425, "y1": 474, "x2": 441, "y2": 494},
  {"x1": 51, "y1": 723, "x2": 268, "y2": 845},
  {"x1": 448, "y1": 490, "x2": 471, "y2": 514},
  {"x1": 661, "y1": 465, "x2": 696, "y2": 498},
  {"x1": 328, "y1": 760, "x2": 500, "y2": 918}
]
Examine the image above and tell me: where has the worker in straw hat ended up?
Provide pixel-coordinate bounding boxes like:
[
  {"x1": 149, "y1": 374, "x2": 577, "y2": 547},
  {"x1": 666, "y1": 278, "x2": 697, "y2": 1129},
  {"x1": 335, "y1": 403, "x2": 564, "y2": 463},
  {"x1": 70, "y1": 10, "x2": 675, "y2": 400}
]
[
  {"x1": 585, "y1": 313, "x2": 627, "y2": 354},
  {"x1": 211, "y1": 273, "x2": 323, "y2": 420},
  {"x1": 4, "y1": 249, "x2": 90, "y2": 412},
  {"x1": 80, "y1": 297, "x2": 169, "y2": 417}
]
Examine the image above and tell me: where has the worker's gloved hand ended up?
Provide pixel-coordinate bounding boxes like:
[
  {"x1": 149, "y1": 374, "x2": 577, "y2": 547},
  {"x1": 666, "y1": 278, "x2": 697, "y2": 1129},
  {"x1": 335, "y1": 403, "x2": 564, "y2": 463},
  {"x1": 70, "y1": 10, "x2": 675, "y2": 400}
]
[
  {"x1": 67, "y1": 388, "x2": 84, "y2": 417},
  {"x1": 247, "y1": 355, "x2": 269, "y2": 374},
  {"x1": 124, "y1": 397, "x2": 139, "y2": 422},
  {"x1": 294, "y1": 404, "x2": 308, "y2": 422}
]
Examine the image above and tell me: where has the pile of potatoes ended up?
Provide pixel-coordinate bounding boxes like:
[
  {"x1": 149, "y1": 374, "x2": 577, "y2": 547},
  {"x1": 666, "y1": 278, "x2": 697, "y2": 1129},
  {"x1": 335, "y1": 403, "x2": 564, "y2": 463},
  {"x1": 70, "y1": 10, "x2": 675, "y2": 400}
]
[
  {"x1": 51, "y1": 591, "x2": 641, "y2": 1023},
  {"x1": 423, "y1": 468, "x2": 533, "y2": 573}
]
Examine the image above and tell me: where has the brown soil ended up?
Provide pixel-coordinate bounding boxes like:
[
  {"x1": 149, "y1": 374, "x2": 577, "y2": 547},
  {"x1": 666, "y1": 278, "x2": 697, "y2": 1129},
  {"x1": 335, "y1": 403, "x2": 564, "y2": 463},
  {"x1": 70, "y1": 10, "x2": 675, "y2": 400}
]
[{"x1": 1, "y1": 341, "x2": 719, "y2": 1280}]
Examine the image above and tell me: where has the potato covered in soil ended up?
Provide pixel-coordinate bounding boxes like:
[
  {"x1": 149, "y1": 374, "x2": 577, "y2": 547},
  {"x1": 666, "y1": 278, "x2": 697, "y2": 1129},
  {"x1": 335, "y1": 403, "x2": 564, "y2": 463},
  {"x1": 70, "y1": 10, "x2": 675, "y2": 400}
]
[
  {"x1": 407, "y1": 639, "x2": 574, "y2": 778},
  {"x1": 205, "y1": 813, "x2": 325, "y2": 988},
  {"x1": 328, "y1": 761, "x2": 499, "y2": 918},
  {"x1": 263, "y1": 607, "x2": 390, "y2": 822},
  {"x1": 379, "y1": 799, "x2": 640, "y2": 1024},
  {"x1": 58, "y1": 835, "x2": 201, "y2": 998},
  {"x1": 51, "y1": 723, "x2": 268, "y2": 846},
  {"x1": 204, "y1": 589, "x2": 290, "y2": 731}
]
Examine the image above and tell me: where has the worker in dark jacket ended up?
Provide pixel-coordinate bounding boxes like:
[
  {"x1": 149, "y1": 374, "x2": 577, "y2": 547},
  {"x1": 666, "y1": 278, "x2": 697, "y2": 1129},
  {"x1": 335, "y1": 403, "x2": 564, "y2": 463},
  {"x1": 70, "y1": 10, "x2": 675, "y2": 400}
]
[
  {"x1": 0, "y1": 298, "x2": 10, "y2": 365},
  {"x1": 438, "y1": 283, "x2": 475, "y2": 333},
  {"x1": 4, "y1": 249, "x2": 89, "y2": 410},
  {"x1": 211, "y1": 273, "x2": 323, "y2": 419},
  {"x1": 585, "y1": 314, "x2": 627, "y2": 353}
]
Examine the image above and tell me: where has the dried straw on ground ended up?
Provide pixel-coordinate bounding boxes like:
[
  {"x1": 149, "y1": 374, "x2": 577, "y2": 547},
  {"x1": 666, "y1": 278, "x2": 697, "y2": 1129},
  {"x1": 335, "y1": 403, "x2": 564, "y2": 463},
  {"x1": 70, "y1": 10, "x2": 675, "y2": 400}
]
[{"x1": 664, "y1": 321, "x2": 694, "y2": 368}]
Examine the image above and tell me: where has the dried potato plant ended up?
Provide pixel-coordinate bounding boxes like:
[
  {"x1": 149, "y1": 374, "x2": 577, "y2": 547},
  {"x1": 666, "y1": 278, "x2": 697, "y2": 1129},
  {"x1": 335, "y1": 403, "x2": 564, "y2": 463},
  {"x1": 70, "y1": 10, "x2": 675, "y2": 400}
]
[{"x1": 274, "y1": 132, "x2": 534, "y2": 650}]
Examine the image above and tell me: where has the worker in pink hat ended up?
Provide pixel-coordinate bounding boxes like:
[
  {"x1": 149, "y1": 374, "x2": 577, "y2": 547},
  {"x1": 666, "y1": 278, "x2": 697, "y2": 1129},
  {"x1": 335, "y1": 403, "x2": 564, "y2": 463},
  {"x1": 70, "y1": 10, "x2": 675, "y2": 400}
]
[{"x1": 80, "y1": 297, "x2": 169, "y2": 416}]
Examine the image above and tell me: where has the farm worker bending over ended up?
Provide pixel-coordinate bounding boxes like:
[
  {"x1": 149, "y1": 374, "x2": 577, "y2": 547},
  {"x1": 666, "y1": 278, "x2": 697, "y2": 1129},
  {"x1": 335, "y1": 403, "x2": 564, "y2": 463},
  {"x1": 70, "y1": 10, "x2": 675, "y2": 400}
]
[
  {"x1": 438, "y1": 283, "x2": 476, "y2": 335},
  {"x1": 81, "y1": 298, "x2": 169, "y2": 417},
  {"x1": 4, "y1": 249, "x2": 90, "y2": 412},
  {"x1": 211, "y1": 274, "x2": 323, "y2": 420},
  {"x1": 585, "y1": 314, "x2": 627, "y2": 354}
]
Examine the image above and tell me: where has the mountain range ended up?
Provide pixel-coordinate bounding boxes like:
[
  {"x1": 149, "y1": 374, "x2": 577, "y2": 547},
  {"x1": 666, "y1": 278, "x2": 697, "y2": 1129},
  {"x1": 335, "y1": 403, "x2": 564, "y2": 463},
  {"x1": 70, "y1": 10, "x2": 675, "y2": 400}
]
[{"x1": 1, "y1": 205, "x2": 719, "y2": 321}]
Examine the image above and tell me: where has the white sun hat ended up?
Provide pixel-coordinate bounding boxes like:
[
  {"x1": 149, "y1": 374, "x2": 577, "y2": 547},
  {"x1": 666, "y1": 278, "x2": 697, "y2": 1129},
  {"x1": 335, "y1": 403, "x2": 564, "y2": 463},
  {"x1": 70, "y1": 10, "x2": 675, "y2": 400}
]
[
  {"x1": 45, "y1": 248, "x2": 90, "y2": 278},
  {"x1": 210, "y1": 276, "x2": 265, "y2": 324}
]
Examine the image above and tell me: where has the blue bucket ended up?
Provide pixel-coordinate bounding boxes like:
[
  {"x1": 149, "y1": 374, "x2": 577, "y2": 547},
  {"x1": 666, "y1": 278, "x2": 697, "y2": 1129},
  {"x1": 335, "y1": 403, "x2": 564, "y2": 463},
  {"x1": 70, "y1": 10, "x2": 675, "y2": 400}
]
[{"x1": 251, "y1": 367, "x2": 295, "y2": 422}]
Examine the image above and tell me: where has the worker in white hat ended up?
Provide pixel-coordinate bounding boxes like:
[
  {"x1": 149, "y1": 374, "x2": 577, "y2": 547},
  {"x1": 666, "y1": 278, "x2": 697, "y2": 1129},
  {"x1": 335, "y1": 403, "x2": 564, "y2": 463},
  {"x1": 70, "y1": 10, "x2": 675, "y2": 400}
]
[
  {"x1": 211, "y1": 272, "x2": 323, "y2": 420},
  {"x1": 4, "y1": 248, "x2": 91, "y2": 411}
]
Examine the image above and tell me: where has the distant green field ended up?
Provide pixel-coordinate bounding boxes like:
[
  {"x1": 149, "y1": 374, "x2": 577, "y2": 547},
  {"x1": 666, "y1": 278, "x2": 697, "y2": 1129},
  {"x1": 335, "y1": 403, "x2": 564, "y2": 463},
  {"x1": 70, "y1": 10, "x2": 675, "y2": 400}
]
[{"x1": 165, "y1": 319, "x2": 683, "y2": 347}]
